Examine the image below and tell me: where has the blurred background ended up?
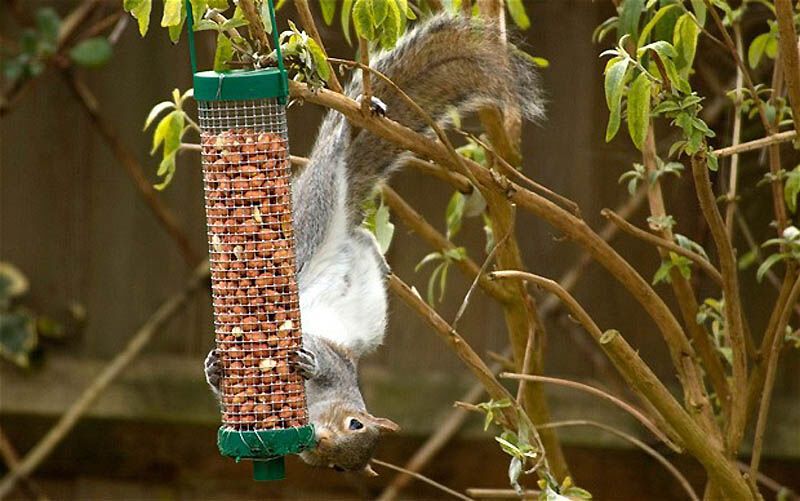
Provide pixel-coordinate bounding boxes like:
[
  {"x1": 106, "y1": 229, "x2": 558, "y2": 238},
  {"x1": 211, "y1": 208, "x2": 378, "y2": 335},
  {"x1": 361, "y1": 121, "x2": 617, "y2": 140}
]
[{"x1": 1, "y1": 0, "x2": 798, "y2": 499}]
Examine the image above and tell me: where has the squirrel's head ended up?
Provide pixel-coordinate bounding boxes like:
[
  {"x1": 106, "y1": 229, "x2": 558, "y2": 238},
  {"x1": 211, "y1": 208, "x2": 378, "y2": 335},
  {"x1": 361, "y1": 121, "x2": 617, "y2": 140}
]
[{"x1": 300, "y1": 403, "x2": 399, "y2": 475}]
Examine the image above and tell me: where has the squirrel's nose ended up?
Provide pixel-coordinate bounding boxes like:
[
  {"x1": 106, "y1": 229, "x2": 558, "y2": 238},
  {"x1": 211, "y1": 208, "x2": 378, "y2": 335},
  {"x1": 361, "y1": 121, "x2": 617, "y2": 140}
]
[{"x1": 315, "y1": 427, "x2": 332, "y2": 446}]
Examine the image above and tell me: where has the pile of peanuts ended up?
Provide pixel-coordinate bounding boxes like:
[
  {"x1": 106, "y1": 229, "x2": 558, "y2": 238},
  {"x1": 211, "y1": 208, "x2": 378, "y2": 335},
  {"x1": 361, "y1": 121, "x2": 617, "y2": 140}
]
[{"x1": 202, "y1": 128, "x2": 308, "y2": 431}]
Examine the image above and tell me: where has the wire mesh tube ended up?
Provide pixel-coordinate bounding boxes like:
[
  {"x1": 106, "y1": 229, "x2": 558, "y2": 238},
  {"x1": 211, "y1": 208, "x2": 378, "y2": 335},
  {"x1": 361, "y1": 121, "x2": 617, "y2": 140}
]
[{"x1": 198, "y1": 98, "x2": 309, "y2": 432}]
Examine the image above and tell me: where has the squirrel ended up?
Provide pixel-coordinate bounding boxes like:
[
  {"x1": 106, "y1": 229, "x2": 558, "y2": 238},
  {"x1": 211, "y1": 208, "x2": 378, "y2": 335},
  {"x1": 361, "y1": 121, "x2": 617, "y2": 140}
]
[{"x1": 205, "y1": 12, "x2": 544, "y2": 476}]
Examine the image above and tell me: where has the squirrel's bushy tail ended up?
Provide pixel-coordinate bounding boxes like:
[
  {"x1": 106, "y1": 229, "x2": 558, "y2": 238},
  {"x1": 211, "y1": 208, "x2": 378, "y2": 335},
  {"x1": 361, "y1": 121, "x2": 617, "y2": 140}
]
[
  {"x1": 294, "y1": 14, "x2": 543, "y2": 269},
  {"x1": 345, "y1": 13, "x2": 544, "y2": 201}
]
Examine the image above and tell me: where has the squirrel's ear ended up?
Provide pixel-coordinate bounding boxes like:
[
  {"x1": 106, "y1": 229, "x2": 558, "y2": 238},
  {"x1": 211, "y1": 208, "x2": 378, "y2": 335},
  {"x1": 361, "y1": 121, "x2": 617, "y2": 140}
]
[
  {"x1": 359, "y1": 464, "x2": 380, "y2": 477},
  {"x1": 369, "y1": 415, "x2": 400, "y2": 434}
]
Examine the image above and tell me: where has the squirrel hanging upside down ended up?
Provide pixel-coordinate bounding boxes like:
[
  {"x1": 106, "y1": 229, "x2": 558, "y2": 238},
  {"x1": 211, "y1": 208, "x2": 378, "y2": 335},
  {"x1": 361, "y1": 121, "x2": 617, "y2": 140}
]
[{"x1": 205, "y1": 12, "x2": 544, "y2": 476}]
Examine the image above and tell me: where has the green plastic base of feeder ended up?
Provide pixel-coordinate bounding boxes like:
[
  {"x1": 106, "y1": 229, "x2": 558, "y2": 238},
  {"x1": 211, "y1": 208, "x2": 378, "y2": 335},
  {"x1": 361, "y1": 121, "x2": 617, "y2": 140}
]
[
  {"x1": 194, "y1": 68, "x2": 288, "y2": 102},
  {"x1": 217, "y1": 425, "x2": 316, "y2": 481}
]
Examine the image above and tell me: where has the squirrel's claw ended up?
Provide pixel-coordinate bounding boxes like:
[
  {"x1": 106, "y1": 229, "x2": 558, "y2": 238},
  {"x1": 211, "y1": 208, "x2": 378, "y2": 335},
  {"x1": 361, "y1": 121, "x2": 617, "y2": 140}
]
[
  {"x1": 204, "y1": 349, "x2": 222, "y2": 396},
  {"x1": 356, "y1": 94, "x2": 388, "y2": 117},
  {"x1": 291, "y1": 348, "x2": 318, "y2": 380}
]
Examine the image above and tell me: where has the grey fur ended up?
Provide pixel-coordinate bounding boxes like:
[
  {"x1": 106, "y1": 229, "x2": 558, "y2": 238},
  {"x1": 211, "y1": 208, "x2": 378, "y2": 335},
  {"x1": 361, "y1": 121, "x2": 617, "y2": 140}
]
[{"x1": 292, "y1": 13, "x2": 543, "y2": 270}]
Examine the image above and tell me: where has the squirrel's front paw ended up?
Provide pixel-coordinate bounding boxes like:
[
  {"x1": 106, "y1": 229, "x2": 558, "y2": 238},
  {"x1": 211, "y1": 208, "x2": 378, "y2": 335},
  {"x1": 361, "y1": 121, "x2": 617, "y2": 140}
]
[
  {"x1": 290, "y1": 348, "x2": 318, "y2": 380},
  {"x1": 204, "y1": 349, "x2": 222, "y2": 395},
  {"x1": 356, "y1": 94, "x2": 388, "y2": 117}
]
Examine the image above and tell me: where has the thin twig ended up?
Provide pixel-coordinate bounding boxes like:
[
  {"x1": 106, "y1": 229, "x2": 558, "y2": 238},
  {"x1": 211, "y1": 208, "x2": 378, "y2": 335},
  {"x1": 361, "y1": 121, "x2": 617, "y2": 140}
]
[
  {"x1": 690, "y1": 154, "x2": 749, "y2": 454},
  {"x1": 237, "y1": 0, "x2": 271, "y2": 51},
  {"x1": 451, "y1": 209, "x2": 514, "y2": 331},
  {"x1": 381, "y1": 186, "x2": 508, "y2": 300},
  {"x1": 775, "y1": 0, "x2": 800, "y2": 136},
  {"x1": 287, "y1": 79, "x2": 750, "y2": 497},
  {"x1": 737, "y1": 461, "x2": 799, "y2": 499},
  {"x1": 459, "y1": 130, "x2": 581, "y2": 216},
  {"x1": 714, "y1": 130, "x2": 796, "y2": 157},
  {"x1": 724, "y1": 25, "x2": 745, "y2": 237},
  {"x1": 500, "y1": 373, "x2": 679, "y2": 451},
  {"x1": 0, "y1": 262, "x2": 210, "y2": 498},
  {"x1": 749, "y1": 274, "x2": 800, "y2": 478},
  {"x1": 371, "y1": 459, "x2": 473, "y2": 501},
  {"x1": 377, "y1": 190, "x2": 649, "y2": 501},
  {"x1": 487, "y1": 270, "x2": 749, "y2": 500},
  {"x1": 536, "y1": 420, "x2": 699, "y2": 501},
  {"x1": 63, "y1": 72, "x2": 202, "y2": 267},
  {"x1": 0, "y1": 427, "x2": 49, "y2": 501},
  {"x1": 405, "y1": 157, "x2": 473, "y2": 194},
  {"x1": 465, "y1": 488, "x2": 539, "y2": 499},
  {"x1": 601, "y1": 209, "x2": 723, "y2": 286}
]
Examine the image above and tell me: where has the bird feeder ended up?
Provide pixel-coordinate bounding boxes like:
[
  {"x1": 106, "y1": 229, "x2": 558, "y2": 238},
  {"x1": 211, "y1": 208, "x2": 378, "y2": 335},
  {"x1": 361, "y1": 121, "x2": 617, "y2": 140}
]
[{"x1": 187, "y1": 0, "x2": 315, "y2": 481}]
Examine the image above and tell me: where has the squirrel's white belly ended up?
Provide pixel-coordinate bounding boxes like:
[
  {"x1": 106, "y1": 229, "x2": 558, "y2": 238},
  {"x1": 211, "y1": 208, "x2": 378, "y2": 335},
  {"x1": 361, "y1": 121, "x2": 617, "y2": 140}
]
[{"x1": 298, "y1": 229, "x2": 388, "y2": 357}]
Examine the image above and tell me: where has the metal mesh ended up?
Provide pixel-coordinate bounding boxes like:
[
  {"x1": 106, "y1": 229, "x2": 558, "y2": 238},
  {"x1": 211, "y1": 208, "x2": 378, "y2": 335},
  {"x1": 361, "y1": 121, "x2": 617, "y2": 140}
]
[{"x1": 198, "y1": 98, "x2": 308, "y2": 431}]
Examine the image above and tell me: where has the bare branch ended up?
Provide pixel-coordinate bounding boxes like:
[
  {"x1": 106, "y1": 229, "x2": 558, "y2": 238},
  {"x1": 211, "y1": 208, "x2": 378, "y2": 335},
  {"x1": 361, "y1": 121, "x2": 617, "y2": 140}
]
[
  {"x1": 601, "y1": 209, "x2": 723, "y2": 286},
  {"x1": 690, "y1": 155, "x2": 749, "y2": 453},
  {"x1": 749, "y1": 274, "x2": 800, "y2": 478},
  {"x1": 536, "y1": 420, "x2": 699, "y2": 501},
  {"x1": 371, "y1": 459, "x2": 473, "y2": 501},
  {"x1": 499, "y1": 373, "x2": 679, "y2": 450}
]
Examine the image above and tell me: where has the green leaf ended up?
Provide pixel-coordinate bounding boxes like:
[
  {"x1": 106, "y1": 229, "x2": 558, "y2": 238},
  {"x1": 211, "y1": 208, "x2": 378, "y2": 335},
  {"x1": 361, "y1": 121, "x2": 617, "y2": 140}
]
[
  {"x1": 341, "y1": 0, "x2": 355, "y2": 44},
  {"x1": 446, "y1": 191, "x2": 466, "y2": 240},
  {"x1": 320, "y1": 0, "x2": 337, "y2": 25},
  {"x1": 154, "y1": 152, "x2": 177, "y2": 190},
  {"x1": 426, "y1": 263, "x2": 443, "y2": 305},
  {"x1": 619, "y1": 0, "x2": 645, "y2": 41},
  {"x1": 784, "y1": 167, "x2": 800, "y2": 213},
  {"x1": 125, "y1": 0, "x2": 153, "y2": 36},
  {"x1": 415, "y1": 251, "x2": 443, "y2": 272},
  {"x1": 0, "y1": 262, "x2": 29, "y2": 306},
  {"x1": 194, "y1": 19, "x2": 220, "y2": 31},
  {"x1": 604, "y1": 58, "x2": 629, "y2": 142},
  {"x1": 353, "y1": 0, "x2": 374, "y2": 39},
  {"x1": 168, "y1": 6, "x2": 187, "y2": 42},
  {"x1": 369, "y1": 0, "x2": 389, "y2": 26},
  {"x1": 637, "y1": 3, "x2": 679, "y2": 47},
  {"x1": 152, "y1": 112, "x2": 173, "y2": 154},
  {"x1": 306, "y1": 38, "x2": 331, "y2": 81},
  {"x1": 757, "y1": 253, "x2": 784, "y2": 282},
  {"x1": 627, "y1": 72, "x2": 652, "y2": 150},
  {"x1": 373, "y1": 200, "x2": 395, "y2": 254},
  {"x1": 0, "y1": 311, "x2": 38, "y2": 368},
  {"x1": 145, "y1": 101, "x2": 175, "y2": 130},
  {"x1": 673, "y1": 13, "x2": 700, "y2": 75},
  {"x1": 506, "y1": 0, "x2": 531, "y2": 30},
  {"x1": 748, "y1": 33, "x2": 771, "y2": 69},
  {"x1": 161, "y1": 0, "x2": 183, "y2": 27},
  {"x1": 69, "y1": 38, "x2": 113, "y2": 68},
  {"x1": 379, "y1": 0, "x2": 403, "y2": 49},
  {"x1": 36, "y1": 8, "x2": 61, "y2": 44},
  {"x1": 213, "y1": 32, "x2": 234, "y2": 71},
  {"x1": 689, "y1": 0, "x2": 706, "y2": 26}
]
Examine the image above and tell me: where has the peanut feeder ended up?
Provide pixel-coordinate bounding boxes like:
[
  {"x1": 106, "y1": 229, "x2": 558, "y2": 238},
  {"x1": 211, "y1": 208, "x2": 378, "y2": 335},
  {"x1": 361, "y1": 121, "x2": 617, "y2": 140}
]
[{"x1": 188, "y1": 0, "x2": 314, "y2": 481}]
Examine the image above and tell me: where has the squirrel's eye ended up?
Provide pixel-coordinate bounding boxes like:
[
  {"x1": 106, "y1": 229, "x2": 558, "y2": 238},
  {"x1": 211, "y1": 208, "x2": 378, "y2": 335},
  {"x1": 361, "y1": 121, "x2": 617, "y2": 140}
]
[{"x1": 348, "y1": 418, "x2": 364, "y2": 430}]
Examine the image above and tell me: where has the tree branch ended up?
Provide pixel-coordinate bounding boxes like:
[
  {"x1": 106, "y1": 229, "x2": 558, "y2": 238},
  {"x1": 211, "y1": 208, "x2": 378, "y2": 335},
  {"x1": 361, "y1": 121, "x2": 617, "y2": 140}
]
[
  {"x1": 690, "y1": 155, "x2": 748, "y2": 454},
  {"x1": 499, "y1": 373, "x2": 679, "y2": 450},
  {"x1": 488, "y1": 270, "x2": 751, "y2": 499},
  {"x1": 600, "y1": 209, "x2": 723, "y2": 286},
  {"x1": 749, "y1": 274, "x2": 800, "y2": 478},
  {"x1": 62, "y1": 72, "x2": 202, "y2": 267},
  {"x1": 775, "y1": 0, "x2": 800, "y2": 136}
]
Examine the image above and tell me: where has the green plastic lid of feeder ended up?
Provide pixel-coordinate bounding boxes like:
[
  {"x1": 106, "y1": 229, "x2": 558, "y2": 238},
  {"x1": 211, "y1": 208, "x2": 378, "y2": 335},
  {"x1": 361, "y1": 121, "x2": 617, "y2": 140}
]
[
  {"x1": 193, "y1": 67, "x2": 288, "y2": 102},
  {"x1": 218, "y1": 426, "x2": 316, "y2": 481}
]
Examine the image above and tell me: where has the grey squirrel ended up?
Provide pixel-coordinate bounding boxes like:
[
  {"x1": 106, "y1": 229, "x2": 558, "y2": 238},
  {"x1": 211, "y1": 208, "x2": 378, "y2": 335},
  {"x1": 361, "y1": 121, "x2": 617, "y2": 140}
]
[{"x1": 205, "y1": 13, "x2": 543, "y2": 475}]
